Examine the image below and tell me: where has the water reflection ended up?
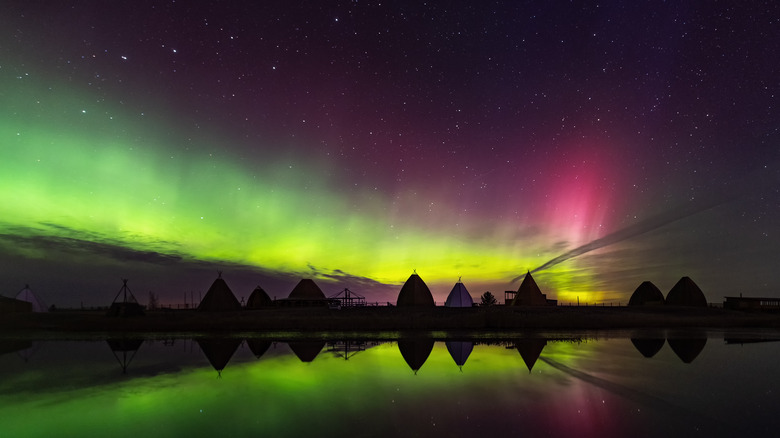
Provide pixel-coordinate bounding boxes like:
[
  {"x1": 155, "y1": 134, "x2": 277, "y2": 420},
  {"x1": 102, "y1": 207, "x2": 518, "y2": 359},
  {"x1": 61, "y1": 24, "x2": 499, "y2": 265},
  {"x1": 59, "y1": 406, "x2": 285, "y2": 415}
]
[
  {"x1": 106, "y1": 338, "x2": 144, "y2": 374},
  {"x1": 397, "y1": 337, "x2": 435, "y2": 373},
  {"x1": 288, "y1": 340, "x2": 326, "y2": 363},
  {"x1": 196, "y1": 338, "x2": 242, "y2": 375},
  {"x1": 1, "y1": 330, "x2": 780, "y2": 437},
  {"x1": 629, "y1": 330, "x2": 708, "y2": 363},
  {"x1": 515, "y1": 338, "x2": 548, "y2": 372},
  {"x1": 445, "y1": 340, "x2": 473, "y2": 369}
]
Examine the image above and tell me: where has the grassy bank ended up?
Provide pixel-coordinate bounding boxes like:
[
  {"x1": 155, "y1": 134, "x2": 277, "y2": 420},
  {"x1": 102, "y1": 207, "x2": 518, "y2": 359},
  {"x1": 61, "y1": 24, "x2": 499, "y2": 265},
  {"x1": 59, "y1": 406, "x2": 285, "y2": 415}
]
[{"x1": 2, "y1": 306, "x2": 780, "y2": 333}]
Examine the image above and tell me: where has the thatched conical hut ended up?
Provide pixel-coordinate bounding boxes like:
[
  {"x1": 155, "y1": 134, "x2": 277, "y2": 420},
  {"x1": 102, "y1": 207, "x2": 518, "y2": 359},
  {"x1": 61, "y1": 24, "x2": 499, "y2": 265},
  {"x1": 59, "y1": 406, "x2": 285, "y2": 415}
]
[
  {"x1": 289, "y1": 279, "x2": 326, "y2": 300},
  {"x1": 628, "y1": 281, "x2": 665, "y2": 306},
  {"x1": 511, "y1": 272, "x2": 550, "y2": 306},
  {"x1": 246, "y1": 285, "x2": 273, "y2": 308},
  {"x1": 198, "y1": 273, "x2": 241, "y2": 311},
  {"x1": 397, "y1": 272, "x2": 435, "y2": 307},
  {"x1": 666, "y1": 276, "x2": 707, "y2": 307}
]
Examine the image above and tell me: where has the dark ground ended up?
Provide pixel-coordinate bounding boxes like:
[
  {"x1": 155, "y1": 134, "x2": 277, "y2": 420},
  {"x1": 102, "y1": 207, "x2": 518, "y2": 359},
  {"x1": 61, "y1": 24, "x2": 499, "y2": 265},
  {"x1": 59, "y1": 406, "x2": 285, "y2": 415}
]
[{"x1": 2, "y1": 306, "x2": 779, "y2": 334}]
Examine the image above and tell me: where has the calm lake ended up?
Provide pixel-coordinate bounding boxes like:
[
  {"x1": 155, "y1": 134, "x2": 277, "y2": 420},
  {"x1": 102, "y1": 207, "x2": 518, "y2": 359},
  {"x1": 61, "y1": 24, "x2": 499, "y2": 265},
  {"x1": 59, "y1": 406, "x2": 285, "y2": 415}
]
[{"x1": 1, "y1": 329, "x2": 779, "y2": 438}]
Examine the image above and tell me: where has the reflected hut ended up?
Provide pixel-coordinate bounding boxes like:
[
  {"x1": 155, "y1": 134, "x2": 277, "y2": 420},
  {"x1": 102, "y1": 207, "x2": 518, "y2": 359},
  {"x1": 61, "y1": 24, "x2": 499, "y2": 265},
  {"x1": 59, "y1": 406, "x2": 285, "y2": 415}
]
[
  {"x1": 445, "y1": 341, "x2": 474, "y2": 369},
  {"x1": 246, "y1": 339, "x2": 272, "y2": 359},
  {"x1": 398, "y1": 338, "x2": 435, "y2": 373},
  {"x1": 198, "y1": 273, "x2": 241, "y2": 311},
  {"x1": 396, "y1": 272, "x2": 435, "y2": 307},
  {"x1": 628, "y1": 281, "x2": 665, "y2": 307},
  {"x1": 515, "y1": 338, "x2": 547, "y2": 372},
  {"x1": 107, "y1": 279, "x2": 145, "y2": 317},
  {"x1": 288, "y1": 341, "x2": 325, "y2": 363},
  {"x1": 197, "y1": 338, "x2": 242, "y2": 375},
  {"x1": 668, "y1": 336, "x2": 707, "y2": 364},
  {"x1": 630, "y1": 338, "x2": 666, "y2": 358},
  {"x1": 665, "y1": 276, "x2": 707, "y2": 307},
  {"x1": 106, "y1": 338, "x2": 144, "y2": 374},
  {"x1": 510, "y1": 272, "x2": 554, "y2": 306},
  {"x1": 246, "y1": 285, "x2": 273, "y2": 309},
  {"x1": 444, "y1": 279, "x2": 474, "y2": 308},
  {"x1": 15, "y1": 285, "x2": 47, "y2": 313}
]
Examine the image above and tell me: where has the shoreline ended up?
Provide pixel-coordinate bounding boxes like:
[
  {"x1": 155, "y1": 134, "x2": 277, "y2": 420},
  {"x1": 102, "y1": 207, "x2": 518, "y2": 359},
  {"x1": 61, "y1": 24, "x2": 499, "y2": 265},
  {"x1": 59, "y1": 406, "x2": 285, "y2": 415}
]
[{"x1": 2, "y1": 306, "x2": 780, "y2": 334}]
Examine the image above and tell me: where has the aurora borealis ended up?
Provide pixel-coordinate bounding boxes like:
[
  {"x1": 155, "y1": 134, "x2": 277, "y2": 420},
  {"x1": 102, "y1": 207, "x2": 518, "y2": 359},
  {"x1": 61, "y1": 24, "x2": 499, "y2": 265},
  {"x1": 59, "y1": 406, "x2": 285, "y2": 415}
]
[{"x1": 1, "y1": 2, "x2": 778, "y2": 306}]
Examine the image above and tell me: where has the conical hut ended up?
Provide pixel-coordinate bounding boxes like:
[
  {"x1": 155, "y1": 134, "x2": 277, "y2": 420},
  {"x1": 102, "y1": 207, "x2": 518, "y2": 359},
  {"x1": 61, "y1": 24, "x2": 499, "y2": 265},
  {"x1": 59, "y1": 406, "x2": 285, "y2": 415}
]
[
  {"x1": 288, "y1": 279, "x2": 326, "y2": 300},
  {"x1": 444, "y1": 279, "x2": 474, "y2": 307},
  {"x1": 511, "y1": 272, "x2": 549, "y2": 306},
  {"x1": 628, "y1": 281, "x2": 665, "y2": 306},
  {"x1": 665, "y1": 276, "x2": 707, "y2": 307},
  {"x1": 15, "y1": 285, "x2": 48, "y2": 313},
  {"x1": 106, "y1": 279, "x2": 145, "y2": 317},
  {"x1": 198, "y1": 273, "x2": 241, "y2": 311},
  {"x1": 396, "y1": 272, "x2": 435, "y2": 307},
  {"x1": 246, "y1": 285, "x2": 273, "y2": 308}
]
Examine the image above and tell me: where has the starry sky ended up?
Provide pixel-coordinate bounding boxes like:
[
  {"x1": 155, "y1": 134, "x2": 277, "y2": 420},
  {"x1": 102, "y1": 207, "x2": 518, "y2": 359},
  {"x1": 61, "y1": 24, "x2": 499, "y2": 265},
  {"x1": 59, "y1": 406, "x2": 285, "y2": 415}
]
[{"x1": 1, "y1": 1, "x2": 778, "y2": 307}]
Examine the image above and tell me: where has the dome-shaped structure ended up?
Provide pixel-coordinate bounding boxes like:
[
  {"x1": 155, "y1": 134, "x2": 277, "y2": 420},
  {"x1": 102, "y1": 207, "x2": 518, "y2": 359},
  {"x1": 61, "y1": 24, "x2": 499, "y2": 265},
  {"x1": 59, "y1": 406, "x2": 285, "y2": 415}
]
[
  {"x1": 628, "y1": 281, "x2": 665, "y2": 306},
  {"x1": 288, "y1": 279, "x2": 326, "y2": 300},
  {"x1": 444, "y1": 280, "x2": 473, "y2": 307},
  {"x1": 246, "y1": 285, "x2": 273, "y2": 308},
  {"x1": 511, "y1": 272, "x2": 549, "y2": 306},
  {"x1": 665, "y1": 276, "x2": 707, "y2": 307},
  {"x1": 396, "y1": 272, "x2": 435, "y2": 307},
  {"x1": 198, "y1": 273, "x2": 241, "y2": 311}
]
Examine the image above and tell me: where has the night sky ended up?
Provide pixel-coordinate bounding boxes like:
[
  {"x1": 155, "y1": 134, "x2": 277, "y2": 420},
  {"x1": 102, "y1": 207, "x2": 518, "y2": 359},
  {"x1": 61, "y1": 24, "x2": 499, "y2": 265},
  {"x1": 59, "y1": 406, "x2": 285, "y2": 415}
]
[{"x1": 2, "y1": 1, "x2": 778, "y2": 307}]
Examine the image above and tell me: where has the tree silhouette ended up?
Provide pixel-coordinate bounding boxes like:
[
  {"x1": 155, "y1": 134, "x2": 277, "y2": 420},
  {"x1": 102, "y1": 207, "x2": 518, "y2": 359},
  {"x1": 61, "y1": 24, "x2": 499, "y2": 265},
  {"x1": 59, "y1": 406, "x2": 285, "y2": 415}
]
[{"x1": 480, "y1": 291, "x2": 497, "y2": 307}]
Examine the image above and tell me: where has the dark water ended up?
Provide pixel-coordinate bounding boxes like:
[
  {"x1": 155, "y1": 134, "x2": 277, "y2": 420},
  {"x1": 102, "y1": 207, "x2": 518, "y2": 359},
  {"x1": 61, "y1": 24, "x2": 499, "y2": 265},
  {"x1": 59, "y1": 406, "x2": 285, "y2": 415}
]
[{"x1": 1, "y1": 329, "x2": 779, "y2": 438}]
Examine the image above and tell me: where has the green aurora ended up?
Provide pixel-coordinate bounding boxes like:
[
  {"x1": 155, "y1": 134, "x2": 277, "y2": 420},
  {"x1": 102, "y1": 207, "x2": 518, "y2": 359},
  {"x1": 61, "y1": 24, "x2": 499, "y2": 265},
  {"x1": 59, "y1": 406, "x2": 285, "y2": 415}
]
[{"x1": 1, "y1": 72, "x2": 599, "y2": 304}]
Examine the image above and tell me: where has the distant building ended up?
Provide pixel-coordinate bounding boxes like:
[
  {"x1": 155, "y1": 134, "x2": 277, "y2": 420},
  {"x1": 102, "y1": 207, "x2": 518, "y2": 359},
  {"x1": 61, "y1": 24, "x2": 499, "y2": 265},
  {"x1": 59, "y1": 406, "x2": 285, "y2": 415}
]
[{"x1": 723, "y1": 296, "x2": 780, "y2": 311}]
